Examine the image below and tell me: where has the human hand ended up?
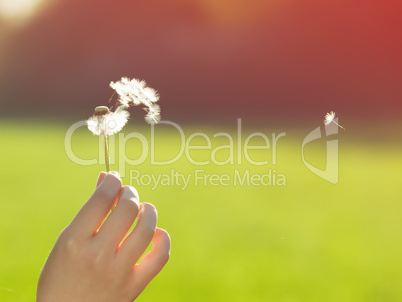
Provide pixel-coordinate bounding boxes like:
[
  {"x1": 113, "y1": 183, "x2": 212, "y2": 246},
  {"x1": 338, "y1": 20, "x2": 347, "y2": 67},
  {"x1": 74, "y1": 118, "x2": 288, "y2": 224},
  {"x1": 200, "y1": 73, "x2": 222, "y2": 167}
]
[{"x1": 37, "y1": 172, "x2": 170, "y2": 302}]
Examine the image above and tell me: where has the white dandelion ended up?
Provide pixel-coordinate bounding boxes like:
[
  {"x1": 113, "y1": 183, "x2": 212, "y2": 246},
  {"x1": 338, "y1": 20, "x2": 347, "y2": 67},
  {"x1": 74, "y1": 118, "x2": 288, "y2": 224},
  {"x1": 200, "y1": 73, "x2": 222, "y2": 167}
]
[
  {"x1": 324, "y1": 111, "x2": 345, "y2": 130},
  {"x1": 110, "y1": 77, "x2": 161, "y2": 124},
  {"x1": 86, "y1": 76, "x2": 162, "y2": 172},
  {"x1": 87, "y1": 105, "x2": 129, "y2": 171},
  {"x1": 87, "y1": 105, "x2": 129, "y2": 136}
]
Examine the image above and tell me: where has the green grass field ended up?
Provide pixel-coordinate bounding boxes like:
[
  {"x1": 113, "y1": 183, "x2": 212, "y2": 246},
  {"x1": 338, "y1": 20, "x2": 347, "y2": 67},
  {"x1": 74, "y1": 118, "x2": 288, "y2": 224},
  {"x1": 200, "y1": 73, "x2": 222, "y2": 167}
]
[{"x1": 0, "y1": 119, "x2": 401, "y2": 301}]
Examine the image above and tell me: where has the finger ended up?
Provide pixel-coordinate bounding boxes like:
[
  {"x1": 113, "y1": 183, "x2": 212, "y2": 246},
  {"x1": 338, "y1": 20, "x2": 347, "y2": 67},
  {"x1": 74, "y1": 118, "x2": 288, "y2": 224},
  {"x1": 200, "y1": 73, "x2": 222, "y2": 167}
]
[
  {"x1": 95, "y1": 186, "x2": 140, "y2": 250},
  {"x1": 96, "y1": 171, "x2": 106, "y2": 188},
  {"x1": 117, "y1": 203, "x2": 157, "y2": 268},
  {"x1": 70, "y1": 172, "x2": 122, "y2": 237},
  {"x1": 96, "y1": 171, "x2": 119, "y2": 188},
  {"x1": 130, "y1": 228, "x2": 170, "y2": 294}
]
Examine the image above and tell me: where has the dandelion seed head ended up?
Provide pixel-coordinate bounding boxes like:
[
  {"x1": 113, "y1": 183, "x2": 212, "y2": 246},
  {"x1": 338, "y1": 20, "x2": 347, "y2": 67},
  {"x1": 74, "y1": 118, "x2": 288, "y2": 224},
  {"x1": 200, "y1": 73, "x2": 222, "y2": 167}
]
[
  {"x1": 109, "y1": 76, "x2": 161, "y2": 124},
  {"x1": 94, "y1": 106, "x2": 110, "y2": 116},
  {"x1": 87, "y1": 105, "x2": 129, "y2": 136},
  {"x1": 148, "y1": 103, "x2": 160, "y2": 114},
  {"x1": 145, "y1": 110, "x2": 161, "y2": 124},
  {"x1": 144, "y1": 104, "x2": 161, "y2": 124},
  {"x1": 143, "y1": 87, "x2": 159, "y2": 103},
  {"x1": 110, "y1": 77, "x2": 160, "y2": 107}
]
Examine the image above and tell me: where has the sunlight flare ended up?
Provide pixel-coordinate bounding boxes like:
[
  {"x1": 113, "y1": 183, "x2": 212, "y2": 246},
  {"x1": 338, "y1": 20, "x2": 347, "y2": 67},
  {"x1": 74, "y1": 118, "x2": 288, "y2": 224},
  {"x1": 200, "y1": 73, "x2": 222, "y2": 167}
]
[{"x1": 0, "y1": 0, "x2": 45, "y2": 22}]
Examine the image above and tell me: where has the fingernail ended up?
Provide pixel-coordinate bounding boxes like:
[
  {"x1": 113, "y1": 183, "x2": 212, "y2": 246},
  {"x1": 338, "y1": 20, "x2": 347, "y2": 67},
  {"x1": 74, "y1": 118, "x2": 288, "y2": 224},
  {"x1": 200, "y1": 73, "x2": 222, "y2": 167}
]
[
  {"x1": 101, "y1": 173, "x2": 122, "y2": 192},
  {"x1": 121, "y1": 186, "x2": 140, "y2": 203},
  {"x1": 110, "y1": 171, "x2": 120, "y2": 178}
]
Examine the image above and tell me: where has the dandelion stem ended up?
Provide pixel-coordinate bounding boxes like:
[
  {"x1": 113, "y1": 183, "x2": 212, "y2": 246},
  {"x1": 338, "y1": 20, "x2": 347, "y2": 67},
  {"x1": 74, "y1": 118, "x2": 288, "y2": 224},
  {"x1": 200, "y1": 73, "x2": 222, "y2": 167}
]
[
  {"x1": 333, "y1": 121, "x2": 345, "y2": 130},
  {"x1": 103, "y1": 134, "x2": 110, "y2": 172},
  {"x1": 109, "y1": 91, "x2": 116, "y2": 102},
  {"x1": 103, "y1": 133, "x2": 115, "y2": 211}
]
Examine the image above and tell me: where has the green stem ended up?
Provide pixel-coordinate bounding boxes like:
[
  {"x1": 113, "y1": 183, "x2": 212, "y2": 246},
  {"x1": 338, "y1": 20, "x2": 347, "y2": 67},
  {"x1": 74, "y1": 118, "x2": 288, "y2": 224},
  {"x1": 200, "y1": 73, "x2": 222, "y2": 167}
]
[
  {"x1": 103, "y1": 134, "x2": 110, "y2": 172},
  {"x1": 103, "y1": 133, "x2": 115, "y2": 211}
]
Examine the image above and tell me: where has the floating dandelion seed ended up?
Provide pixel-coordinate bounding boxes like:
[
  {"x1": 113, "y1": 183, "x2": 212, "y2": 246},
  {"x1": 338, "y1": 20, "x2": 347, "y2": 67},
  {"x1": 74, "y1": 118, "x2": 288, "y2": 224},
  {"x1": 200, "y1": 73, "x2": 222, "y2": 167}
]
[
  {"x1": 110, "y1": 77, "x2": 161, "y2": 123},
  {"x1": 145, "y1": 104, "x2": 161, "y2": 124},
  {"x1": 324, "y1": 111, "x2": 345, "y2": 130}
]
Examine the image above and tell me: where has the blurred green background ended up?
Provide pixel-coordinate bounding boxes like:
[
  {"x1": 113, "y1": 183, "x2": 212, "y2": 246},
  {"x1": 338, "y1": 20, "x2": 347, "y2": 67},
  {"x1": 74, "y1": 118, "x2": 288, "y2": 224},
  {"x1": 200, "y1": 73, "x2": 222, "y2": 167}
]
[
  {"x1": 1, "y1": 0, "x2": 402, "y2": 301},
  {"x1": 0, "y1": 119, "x2": 401, "y2": 301}
]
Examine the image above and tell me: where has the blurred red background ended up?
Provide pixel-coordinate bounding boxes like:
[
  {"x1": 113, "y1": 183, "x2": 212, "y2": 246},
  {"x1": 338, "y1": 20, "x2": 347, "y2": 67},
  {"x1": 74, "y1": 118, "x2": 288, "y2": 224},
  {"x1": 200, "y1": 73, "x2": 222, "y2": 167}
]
[{"x1": 0, "y1": 0, "x2": 401, "y2": 124}]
